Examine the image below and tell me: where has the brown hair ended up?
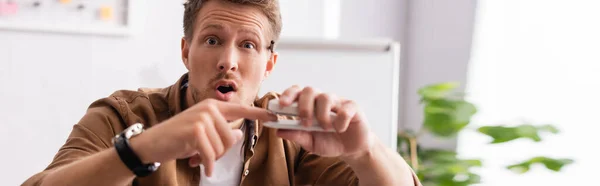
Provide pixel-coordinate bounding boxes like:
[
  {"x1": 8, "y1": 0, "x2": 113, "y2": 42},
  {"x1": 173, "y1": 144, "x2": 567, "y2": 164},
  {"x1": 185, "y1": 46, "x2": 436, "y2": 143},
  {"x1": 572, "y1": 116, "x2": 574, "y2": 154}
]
[{"x1": 183, "y1": 0, "x2": 282, "y2": 43}]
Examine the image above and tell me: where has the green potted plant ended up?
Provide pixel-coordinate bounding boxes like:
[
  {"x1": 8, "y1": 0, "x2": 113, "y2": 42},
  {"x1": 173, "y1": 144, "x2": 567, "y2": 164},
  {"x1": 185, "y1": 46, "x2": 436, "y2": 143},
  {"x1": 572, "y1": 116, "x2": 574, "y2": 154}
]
[{"x1": 397, "y1": 82, "x2": 573, "y2": 186}]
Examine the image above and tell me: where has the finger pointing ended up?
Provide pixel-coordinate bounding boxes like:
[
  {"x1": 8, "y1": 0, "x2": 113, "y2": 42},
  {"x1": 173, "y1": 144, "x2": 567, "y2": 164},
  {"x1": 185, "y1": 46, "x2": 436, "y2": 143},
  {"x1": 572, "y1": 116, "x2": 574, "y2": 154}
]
[{"x1": 217, "y1": 102, "x2": 278, "y2": 121}]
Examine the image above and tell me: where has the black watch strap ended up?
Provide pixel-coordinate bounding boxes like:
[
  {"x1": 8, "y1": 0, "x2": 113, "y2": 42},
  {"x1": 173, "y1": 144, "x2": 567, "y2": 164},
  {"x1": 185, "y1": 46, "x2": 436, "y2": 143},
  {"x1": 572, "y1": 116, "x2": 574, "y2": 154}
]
[{"x1": 114, "y1": 132, "x2": 160, "y2": 177}]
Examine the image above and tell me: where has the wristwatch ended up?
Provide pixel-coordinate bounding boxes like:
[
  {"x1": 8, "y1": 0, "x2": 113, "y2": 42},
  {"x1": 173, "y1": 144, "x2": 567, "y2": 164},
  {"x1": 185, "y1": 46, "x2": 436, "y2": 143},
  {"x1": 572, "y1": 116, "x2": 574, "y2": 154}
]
[{"x1": 112, "y1": 123, "x2": 161, "y2": 177}]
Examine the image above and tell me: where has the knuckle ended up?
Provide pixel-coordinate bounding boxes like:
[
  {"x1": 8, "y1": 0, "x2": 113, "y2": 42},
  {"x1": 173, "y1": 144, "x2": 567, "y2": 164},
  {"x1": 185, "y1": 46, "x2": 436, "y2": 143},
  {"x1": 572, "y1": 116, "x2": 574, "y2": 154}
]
[
  {"x1": 329, "y1": 93, "x2": 339, "y2": 102},
  {"x1": 207, "y1": 104, "x2": 222, "y2": 115},
  {"x1": 344, "y1": 100, "x2": 357, "y2": 106},
  {"x1": 192, "y1": 123, "x2": 205, "y2": 138},
  {"x1": 315, "y1": 93, "x2": 327, "y2": 100},
  {"x1": 207, "y1": 104, "x2": 219, "y2": 115},
  {"x1": 284, "y1": 85, "x2": 301, "y2": 94},
  {"x1": 302, "y1": 86, "x2": 315, "y2": 94},
  {"x1": 199, "y1": 112, "x2": 210, "y2": 121},
  {"x1": 337, "y1": 110, "x2": 351, "y2": 119},
  {"x1": 316, "y1": 93, "x2": 333, "y2": 103},
  {"x1": 197, "y1": 106, "x2": 209, "y2": 113}
]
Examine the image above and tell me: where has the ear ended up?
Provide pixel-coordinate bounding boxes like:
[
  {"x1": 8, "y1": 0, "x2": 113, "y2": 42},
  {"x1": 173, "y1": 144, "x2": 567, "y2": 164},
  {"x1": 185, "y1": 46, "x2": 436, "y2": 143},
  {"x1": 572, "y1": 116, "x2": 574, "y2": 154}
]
[
  {"x1": 181, "y1": 37, "x2": 191, "y2": 71},
  {"x1": 265, "y1": 51, "x2": 278, "y2": 78}
]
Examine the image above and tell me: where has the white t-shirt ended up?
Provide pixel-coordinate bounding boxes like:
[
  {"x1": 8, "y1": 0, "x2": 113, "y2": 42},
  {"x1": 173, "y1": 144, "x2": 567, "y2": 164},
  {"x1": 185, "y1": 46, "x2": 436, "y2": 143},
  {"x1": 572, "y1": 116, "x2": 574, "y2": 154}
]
[{"x1": 199, "y1": 132, "x2": 245, "y2": 186}]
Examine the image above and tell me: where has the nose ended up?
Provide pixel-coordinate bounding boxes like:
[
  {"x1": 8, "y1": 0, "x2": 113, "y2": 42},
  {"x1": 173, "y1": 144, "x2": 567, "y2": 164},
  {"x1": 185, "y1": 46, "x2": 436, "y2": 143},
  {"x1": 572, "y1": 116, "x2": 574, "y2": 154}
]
[{"x1": 216, "y1": 47, "x2": 239, "y2": 72}]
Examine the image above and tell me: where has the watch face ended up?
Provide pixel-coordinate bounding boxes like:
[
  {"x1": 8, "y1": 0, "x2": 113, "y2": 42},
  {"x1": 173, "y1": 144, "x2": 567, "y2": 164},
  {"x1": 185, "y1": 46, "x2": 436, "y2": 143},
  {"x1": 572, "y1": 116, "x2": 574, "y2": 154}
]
[
  {"x1": 125, "y1": 123, "x2": 144, "y2": 139},
  {"x1": 111, "y1": 134, "x2": 124, "y2": 145}
]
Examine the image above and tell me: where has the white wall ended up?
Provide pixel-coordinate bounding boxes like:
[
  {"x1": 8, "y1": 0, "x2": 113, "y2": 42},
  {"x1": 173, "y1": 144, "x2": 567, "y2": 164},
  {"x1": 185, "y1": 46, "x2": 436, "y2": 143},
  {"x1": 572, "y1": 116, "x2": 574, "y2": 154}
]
[
  {"x1": 402, "y1": 0, "x2": 478, "y2": 149},
  {"x1": 0, "y1": 2, "x2": 186, "y2": 185},
  {"x1": 339, "y1": 0, "x2": 406, "y2": 41},
  {"x1": 278, "y1": 0, "x2": 326, "y2": 38},
  {"x1": 338, "y1": 0, "x2": 478, "y2": 149}
]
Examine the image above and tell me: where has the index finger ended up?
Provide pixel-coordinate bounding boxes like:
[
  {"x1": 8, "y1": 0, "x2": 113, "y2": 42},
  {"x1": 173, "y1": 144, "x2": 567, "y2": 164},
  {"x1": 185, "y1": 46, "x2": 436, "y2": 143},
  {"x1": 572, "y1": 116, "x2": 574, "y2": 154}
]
[{"x1": 216, "y1": 102, "x2": 278, "y2": 121}]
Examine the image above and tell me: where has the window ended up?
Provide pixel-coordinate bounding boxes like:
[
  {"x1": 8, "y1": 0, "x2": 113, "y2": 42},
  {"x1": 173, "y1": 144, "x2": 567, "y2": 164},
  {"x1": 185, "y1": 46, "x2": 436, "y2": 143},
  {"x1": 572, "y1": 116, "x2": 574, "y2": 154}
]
[{"x1": 459, "y1": 0, "x2": 599, "y2": 185}]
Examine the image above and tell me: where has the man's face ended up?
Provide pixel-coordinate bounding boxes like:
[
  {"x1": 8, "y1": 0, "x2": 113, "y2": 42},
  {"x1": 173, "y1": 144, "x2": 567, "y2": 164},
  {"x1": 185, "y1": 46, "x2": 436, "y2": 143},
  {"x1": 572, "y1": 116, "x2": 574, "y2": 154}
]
[{"x1": 181, "y1": 0, "x2": 277, "y2": 105}]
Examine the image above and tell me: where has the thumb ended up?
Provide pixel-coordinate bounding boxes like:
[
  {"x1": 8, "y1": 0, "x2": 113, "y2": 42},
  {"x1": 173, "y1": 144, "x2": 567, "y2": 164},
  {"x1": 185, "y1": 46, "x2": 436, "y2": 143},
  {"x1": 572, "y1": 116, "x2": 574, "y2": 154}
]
[
  {"x1": 188, "y1": 154, "x2": 201, "y2": 167},
  {"x1": 276, "y1": 130, "x2": 314, "y2": 151}
]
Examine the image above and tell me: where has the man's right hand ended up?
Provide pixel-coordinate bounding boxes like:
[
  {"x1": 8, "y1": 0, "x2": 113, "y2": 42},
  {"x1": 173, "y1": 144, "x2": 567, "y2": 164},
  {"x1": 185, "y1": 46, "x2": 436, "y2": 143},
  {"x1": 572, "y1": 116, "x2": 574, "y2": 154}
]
[{"x1": 129, "y1": 99, "x2": 277, "y2": 177}]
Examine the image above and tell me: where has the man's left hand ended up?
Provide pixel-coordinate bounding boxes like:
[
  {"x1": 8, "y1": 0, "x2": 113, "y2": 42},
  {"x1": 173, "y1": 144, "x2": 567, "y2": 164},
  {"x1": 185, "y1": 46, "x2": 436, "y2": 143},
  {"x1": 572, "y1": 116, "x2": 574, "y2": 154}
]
[{"x1": 276, "y1": 85, "x2": 375, "y2": 159}]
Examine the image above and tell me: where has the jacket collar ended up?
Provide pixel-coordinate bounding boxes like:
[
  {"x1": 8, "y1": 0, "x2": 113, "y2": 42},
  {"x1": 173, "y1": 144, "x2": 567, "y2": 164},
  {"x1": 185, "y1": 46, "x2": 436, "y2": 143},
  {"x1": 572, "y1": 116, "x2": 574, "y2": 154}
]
[{"x1": 166, "y1": 73, "x2": 189, "y2": 118}]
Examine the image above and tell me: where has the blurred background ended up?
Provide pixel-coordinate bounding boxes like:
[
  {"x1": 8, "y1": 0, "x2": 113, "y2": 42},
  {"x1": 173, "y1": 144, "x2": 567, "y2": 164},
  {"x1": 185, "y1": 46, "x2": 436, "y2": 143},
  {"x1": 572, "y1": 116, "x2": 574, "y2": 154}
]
[{"x1": 0, "y1": 0, "x2": 598, "y2": 185}]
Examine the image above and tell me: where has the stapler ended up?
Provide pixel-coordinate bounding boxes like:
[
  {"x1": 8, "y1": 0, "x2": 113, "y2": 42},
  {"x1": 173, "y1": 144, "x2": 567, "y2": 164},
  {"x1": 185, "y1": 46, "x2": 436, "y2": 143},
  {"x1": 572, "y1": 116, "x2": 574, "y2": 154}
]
[{"x1": 263, "y1": 99, "x2": 337, "y2": 132}]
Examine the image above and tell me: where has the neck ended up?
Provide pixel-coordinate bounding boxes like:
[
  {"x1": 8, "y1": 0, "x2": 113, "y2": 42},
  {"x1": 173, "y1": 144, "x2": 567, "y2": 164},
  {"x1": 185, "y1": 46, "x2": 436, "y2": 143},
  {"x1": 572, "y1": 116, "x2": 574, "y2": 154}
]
[{"x1": 185, "y1": 87, "x2": 247, "y2": 129}]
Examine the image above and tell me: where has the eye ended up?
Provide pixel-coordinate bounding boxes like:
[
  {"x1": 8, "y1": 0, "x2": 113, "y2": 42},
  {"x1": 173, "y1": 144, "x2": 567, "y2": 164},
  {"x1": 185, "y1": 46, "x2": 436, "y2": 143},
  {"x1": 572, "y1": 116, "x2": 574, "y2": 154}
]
[
  {"x1": 205, "y1": 36, "x2": 220, "y2": 46},
  {"x1": 242, "y1": 42, "x2": 255, "y2": 49}
]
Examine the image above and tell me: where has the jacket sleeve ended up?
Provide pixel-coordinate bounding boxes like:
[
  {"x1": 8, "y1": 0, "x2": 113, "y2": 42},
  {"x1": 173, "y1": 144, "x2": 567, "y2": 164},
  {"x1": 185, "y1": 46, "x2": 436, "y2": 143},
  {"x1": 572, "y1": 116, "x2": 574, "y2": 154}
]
[
  {"x1": 22, "y1": 97, "x2": 126, "y2": 186},
  {"x1": 294, "y1": 147, "x2": 360, "y2": 186},
  {"x1": 293, "y1": 145, "x2": 422, "y2": 186}
]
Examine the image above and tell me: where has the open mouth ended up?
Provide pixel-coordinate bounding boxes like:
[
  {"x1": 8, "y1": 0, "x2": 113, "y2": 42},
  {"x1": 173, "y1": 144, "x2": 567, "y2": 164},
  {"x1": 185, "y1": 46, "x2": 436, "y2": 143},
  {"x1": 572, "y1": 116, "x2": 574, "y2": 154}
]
[
  {"x1": 215, "y1": 80, "x2": 238, "y2": 94},
  {"x1": 217, "y1": 84, "x2": 235, "y2": 94},
  {"x1": 214, "y1": 80, "x2": 238, "y2": 101}
]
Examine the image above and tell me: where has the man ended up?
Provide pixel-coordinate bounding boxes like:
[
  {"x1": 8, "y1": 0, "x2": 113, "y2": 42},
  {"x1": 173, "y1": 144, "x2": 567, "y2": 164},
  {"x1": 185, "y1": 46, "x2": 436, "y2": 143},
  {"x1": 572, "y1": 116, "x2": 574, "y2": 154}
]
[{"x1": 23, "y1": 0, "x2": 421, "y2": 185}]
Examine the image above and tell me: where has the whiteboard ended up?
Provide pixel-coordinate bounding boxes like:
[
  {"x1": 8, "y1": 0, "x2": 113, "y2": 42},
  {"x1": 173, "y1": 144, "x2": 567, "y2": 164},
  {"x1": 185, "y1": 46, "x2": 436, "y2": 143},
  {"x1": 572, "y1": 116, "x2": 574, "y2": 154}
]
[{"x1": 260, "y1": 38, "x2": 401, "y2": 150}]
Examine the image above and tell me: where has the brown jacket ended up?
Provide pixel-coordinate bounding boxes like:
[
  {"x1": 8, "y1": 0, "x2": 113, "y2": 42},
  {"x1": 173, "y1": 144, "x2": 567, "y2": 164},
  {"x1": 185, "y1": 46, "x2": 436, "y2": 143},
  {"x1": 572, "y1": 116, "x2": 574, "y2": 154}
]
[{"x1": 23, "y1": 74, "x2": 419, "y2": 186}]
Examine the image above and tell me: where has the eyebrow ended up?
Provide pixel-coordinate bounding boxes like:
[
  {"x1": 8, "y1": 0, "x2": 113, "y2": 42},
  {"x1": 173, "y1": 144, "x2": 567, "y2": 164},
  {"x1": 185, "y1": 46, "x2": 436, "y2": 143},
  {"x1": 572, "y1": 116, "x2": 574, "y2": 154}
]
[
  {"x1": 238, "y1": 28, "x2": 261, "y2": 41},
  {"x1": 200, "y1": 24, "x2": 262, "y2": 42},
  {"x1": 200, "y1": 24, "x2": 225, "y2": 31}
]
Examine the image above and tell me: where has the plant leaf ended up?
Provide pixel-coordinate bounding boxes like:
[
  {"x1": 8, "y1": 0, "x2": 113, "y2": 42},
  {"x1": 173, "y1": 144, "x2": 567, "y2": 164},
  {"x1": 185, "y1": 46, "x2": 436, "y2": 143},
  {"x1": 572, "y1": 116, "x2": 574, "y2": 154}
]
[
  {"x1": 418, "y1": 82, "x2": 478, "y2": 137},
  {"x1": 506, "y1": 156, "x2": 574, "y2": 174},
  {"x1": 538, "y1": 124, "x2": 560, "y2": 134},
  {"x1": 453, "y1": 101, "x2": 478, "y2": 124},
  {"x1": 418, "y1": 149, "x2": 482, "y2": 186},
  {"x1": 423, "y1": 99, "x2": 477, "y2": 137},
  {"x1": 463, "y1": 159, "x2": 483, "y2": 167},
  {"x1": 507, "y1": 162, "x2": 531, "y2": 174},
  {"x1": 418, "y1": 82, "x2": 460, "y2": 100},
  {"x1": 477, "y1": 124, "x2": 560, "y2": 144}
]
